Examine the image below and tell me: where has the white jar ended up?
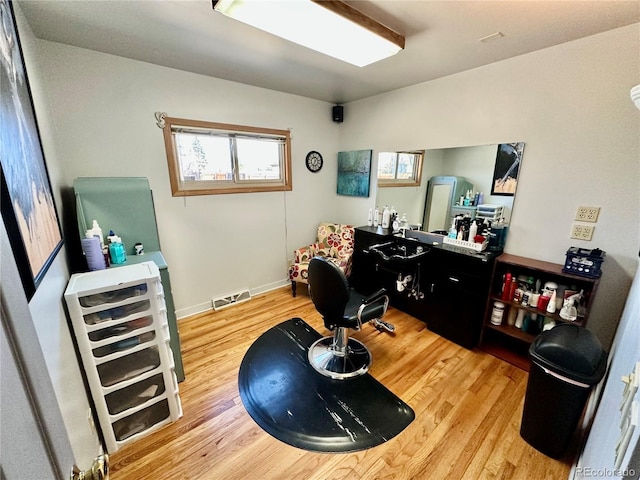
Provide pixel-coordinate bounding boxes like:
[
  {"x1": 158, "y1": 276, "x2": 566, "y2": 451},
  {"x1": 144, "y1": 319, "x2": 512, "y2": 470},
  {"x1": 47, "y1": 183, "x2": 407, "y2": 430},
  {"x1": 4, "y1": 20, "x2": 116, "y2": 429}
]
[{"x1": 491, "y1": 301, "x2": 505, "y2": 325}]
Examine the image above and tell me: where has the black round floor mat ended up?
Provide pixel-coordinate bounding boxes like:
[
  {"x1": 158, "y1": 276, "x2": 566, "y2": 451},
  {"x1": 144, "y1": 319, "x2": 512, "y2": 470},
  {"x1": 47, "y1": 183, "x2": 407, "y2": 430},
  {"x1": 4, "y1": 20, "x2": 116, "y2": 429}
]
[{"x1": 238, "y1": 317, "x2": 415, "y2": 453}]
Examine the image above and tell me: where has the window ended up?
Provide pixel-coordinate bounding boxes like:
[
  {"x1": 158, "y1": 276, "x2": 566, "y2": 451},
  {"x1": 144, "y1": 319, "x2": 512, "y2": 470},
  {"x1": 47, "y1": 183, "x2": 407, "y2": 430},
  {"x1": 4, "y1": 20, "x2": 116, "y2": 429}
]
[
  {"x1": 377, "y1": 150, "x2": 424, "y2": 187},
  {"x1": 162, "y1": 117, "x2": 292, "y2": 196}
]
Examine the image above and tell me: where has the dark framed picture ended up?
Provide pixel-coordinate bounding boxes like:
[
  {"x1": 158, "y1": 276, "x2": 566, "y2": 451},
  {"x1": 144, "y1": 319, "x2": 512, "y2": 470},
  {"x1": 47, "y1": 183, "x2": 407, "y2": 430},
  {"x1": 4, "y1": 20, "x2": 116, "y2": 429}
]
[
  {"x1": 491, "y1": 142, "x2": 526, "y2": 196},
  {"x1": 337, "y1": 149, "x2": 372, "y2": 197},
  {"x1": 1, "y1": 0, "x2": 63, "y2": 299}
]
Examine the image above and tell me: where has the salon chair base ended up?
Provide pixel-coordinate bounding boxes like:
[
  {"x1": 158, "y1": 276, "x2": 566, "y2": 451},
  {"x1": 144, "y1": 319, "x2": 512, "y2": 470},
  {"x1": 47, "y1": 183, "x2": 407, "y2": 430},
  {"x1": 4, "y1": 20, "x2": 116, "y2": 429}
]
[{"x1": 308, "y1": 334, "x2": 371, "y2": 380}]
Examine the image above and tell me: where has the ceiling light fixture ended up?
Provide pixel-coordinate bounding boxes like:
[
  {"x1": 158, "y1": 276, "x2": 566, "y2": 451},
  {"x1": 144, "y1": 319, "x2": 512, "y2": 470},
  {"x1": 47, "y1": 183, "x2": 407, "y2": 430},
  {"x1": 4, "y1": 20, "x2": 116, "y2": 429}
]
[{"x1": 212, "y1": 0, "x2": 405, "y2": 67}]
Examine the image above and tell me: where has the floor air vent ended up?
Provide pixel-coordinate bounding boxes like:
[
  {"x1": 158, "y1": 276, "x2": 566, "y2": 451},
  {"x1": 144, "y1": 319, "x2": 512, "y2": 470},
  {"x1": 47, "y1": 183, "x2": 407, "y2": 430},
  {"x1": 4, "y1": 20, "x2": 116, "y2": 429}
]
[{"x1": 212, "y1": 289, "x2": 251, "y2": 311}]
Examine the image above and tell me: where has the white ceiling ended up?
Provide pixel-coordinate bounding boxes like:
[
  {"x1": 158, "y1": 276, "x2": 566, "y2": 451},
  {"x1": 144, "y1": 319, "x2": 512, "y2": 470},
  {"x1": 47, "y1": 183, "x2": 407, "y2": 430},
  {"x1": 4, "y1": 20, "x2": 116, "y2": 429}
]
[{"x1": 18, "y1": 0, "x2": 640, "y2": 104}]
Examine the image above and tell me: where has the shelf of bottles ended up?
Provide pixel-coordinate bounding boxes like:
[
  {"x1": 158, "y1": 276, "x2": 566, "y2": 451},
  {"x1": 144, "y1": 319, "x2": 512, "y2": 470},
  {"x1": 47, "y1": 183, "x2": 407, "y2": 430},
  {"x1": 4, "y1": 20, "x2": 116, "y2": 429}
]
[
  {"x1": 481, "y1": 253, "x2": 600, "y2": 369},
  {"x1": 64, "y1": 261, "x2": 182, "y2": 452}
]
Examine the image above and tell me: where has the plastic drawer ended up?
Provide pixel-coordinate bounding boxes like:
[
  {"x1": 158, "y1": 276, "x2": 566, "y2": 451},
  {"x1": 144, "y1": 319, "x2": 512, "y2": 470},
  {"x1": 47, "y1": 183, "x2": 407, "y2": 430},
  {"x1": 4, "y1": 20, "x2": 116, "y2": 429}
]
[
  {"x1": 83, "y1": 300, "x2": 151, "y2": 326},
  {"x1": 97, "y1": 346, "x2": 161, "y2": 387},
  {"x1": 88, "y1": 316, "x2": 154, "y2": 342},
  {"x1": 112, "y1": 398, "x2": 170, "y2": 442},
  {"x1": 92, "y1": 331, "x2": 156, "y2": 358},
  {"x1": 79, "y1": 283, "x2": 148, "y2": 308},
  {"x1": 105, "y1": 373, "x2": 166, "y2": 415}
]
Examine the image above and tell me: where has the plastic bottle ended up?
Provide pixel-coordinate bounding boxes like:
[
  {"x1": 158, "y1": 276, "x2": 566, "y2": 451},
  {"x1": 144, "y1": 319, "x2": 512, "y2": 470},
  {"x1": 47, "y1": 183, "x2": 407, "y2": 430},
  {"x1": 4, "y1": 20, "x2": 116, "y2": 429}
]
[
  {"x1": 501, "y1": 272, "x2": 512, "y2": 300},
  {"x1": 469, "y1": 221, "x2": 478, "y2": 242},
  {"x1": 87, "y1": 220, "x2": 104, "y2": 248},
  {"x1": 447, "y1": 218, "x2": 457, "y2": 238},
  {"x1": 400, "y1": 213, "x2": 409, "y2": 229},
  {"x1": 521, "y1": 289, "x2": 531, "y2": 307},
  {"x1": 488, "y1": 218, "x2": 506, "y2": 251},
  {"x1": 508, "y1": 277, "x2": 517, "y2": 301},
  {"x1": 106, "y1": 229, "x2": 118, "y2": 244},
  {"x1": 81, "y1": 235, "x2": 106, "y2": 271},
  {"x1": 367, "y1": 208, "x2": 373, "y2": 226},
  {"x1": 546, "y1": 290, "x2": 557, "y2": 314},
  {"x1": 381, "y1": 205, "x2": 391, "y2": 228},
  {"x1": 373, "y1": 207, "x2": 379, "y2": 227},
  {"x1": 477, "y1": 192, "x2": 484, "y2": 206},
  {"x1": 108, "y1": 235, "x2": 127, "y2": 264}
]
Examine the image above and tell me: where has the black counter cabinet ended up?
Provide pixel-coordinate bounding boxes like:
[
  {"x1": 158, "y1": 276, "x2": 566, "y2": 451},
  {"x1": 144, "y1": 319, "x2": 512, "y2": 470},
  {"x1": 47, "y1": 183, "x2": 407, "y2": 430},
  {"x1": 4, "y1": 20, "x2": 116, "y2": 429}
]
[
  {"x1": 351, "y1": 226, "x2": 499, "y2": 349},
  {"x1": 351, "y1": 226, "x2": 435, "y2": 322},
  {"x1": 426, "y1": 247, "x2": 497, "y2": 348}
]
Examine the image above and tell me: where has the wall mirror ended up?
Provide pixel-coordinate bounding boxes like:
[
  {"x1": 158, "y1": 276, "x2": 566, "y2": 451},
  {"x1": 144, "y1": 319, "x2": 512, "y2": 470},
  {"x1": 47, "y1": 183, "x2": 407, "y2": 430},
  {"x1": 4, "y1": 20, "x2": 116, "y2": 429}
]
[{"x1": 376, "y1": 143, "x2": 525, "y2": 233}]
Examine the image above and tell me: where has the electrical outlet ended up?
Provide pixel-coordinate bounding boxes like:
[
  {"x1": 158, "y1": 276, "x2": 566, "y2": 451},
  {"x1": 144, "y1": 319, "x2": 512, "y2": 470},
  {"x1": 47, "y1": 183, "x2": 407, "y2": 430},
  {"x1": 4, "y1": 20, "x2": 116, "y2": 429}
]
[
  {"x1": 570, "y1": 223, "x2": 594, "y2": 241},
  {"x1": 575, "y1": 206, "x2": 601, "y2": 223}
]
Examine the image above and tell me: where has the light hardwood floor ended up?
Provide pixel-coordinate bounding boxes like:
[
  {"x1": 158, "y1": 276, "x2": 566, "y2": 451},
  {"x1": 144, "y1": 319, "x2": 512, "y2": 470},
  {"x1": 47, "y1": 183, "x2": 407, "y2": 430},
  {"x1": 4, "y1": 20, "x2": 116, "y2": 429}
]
[{"x1": 109, "y1": 286, "x2": 575, "y2": 480}]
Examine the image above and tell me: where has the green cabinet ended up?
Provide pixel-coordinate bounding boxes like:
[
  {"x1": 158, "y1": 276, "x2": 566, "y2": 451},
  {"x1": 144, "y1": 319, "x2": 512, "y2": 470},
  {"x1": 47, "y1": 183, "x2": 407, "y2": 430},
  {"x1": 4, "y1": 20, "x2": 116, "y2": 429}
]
[{"x1": 73, "y1": 177, "x2": 184, "y2": 381}]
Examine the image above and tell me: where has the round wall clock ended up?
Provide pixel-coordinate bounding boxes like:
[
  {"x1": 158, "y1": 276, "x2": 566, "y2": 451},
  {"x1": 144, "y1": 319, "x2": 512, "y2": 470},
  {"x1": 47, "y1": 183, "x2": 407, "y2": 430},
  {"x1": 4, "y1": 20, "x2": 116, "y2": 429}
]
[{"x1": 305, "y1": 151, "x2": 323, "y2": 172}]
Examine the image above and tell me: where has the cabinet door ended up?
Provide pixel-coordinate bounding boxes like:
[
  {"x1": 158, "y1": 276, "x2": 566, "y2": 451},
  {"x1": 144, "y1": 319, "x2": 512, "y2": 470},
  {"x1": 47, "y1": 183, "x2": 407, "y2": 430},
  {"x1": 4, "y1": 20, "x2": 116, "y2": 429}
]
[
  {"x1": 351, "y1": 228, "x2": 392, "y2": 294},
  {"x1": 428, "y1": 264, "x2": 487, "y2": 349}
]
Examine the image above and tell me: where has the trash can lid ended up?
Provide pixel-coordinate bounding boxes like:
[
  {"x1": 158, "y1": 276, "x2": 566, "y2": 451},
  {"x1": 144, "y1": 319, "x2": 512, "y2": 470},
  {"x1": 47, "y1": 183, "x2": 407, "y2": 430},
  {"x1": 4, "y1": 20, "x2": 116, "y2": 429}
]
[{"x1": 529, "y1": 324, "x2": 607, "y2": 385}]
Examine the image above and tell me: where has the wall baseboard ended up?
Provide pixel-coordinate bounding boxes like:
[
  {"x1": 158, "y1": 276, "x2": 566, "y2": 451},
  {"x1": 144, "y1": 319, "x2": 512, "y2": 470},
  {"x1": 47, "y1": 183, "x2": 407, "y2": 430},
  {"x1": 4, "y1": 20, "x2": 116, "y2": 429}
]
[{"x1": 175, "y1": 279, "x2": 290, "y2": 320}]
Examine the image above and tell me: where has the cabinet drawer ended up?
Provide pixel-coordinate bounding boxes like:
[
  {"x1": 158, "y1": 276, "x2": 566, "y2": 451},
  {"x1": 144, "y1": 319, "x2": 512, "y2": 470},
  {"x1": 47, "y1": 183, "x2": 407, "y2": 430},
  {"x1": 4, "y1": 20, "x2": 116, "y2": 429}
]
[
  {"x1": 79, "y1": 283, "x2": 148, "y2": 308},
  {"x1": 105, "y1": 373, "x2": 166, "y2": 415},
  {"x1": 97, "y1": 346, "x2": 161, "y2": 387},
  {"x1": 112, "y1": 398, "x2": 170, "y2": 442},
  {"x1": 92, "y1": 331, "x2": 156, "y2": 358},
  {"x1": 440, "y1": 270, "x2": 483, "y2": 294}
]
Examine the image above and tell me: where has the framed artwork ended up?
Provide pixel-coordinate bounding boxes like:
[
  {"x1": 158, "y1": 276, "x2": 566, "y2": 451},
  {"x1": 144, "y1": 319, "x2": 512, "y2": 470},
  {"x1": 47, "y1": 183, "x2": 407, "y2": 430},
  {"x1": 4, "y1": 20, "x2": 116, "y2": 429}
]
[
  {"x1": 337, "y1": 149, "x2": 372, "y2": 197},
  {"x1": 1, "y1": 0, "x2": 63, "y2": 299},
  {"x1": 491, "y1": 142, "x2": 526, "y2": 196}
]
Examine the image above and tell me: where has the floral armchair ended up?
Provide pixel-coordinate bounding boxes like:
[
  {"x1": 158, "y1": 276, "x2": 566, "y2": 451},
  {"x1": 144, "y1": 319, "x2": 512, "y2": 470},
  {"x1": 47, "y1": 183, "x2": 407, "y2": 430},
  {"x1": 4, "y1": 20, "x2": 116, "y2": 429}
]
[{"x1": 288, "y1": 223, "x2": 355, "y2": 297}]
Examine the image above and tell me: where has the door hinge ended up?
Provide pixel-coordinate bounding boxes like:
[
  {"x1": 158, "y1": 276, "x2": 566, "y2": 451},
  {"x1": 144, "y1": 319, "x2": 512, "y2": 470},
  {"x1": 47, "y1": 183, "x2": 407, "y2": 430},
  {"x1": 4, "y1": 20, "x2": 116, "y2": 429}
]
[{"x1": 71, "y1": 454, "x2": 109, "y2": 480}]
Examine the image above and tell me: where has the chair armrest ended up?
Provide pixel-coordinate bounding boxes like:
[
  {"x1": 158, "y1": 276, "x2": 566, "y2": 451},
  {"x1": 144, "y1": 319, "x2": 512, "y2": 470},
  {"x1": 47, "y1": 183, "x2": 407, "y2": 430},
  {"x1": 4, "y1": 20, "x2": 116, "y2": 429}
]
[
  {"x1": 357, "y1": 288, "x2": 389, "y2": 324},
  {"x1": 363, "y1": 288, "x2": 387, "y2": 304},
  {"x1": 293, "y1": 244, "x2": 317, "y2": 263}
]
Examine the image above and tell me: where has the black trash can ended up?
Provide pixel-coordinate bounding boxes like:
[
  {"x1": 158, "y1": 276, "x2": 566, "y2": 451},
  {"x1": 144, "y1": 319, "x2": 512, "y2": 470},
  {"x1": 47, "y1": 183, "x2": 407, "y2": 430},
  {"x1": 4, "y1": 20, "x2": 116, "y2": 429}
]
[{"x1": 520, "y1": 323, "x2": 607, "y2": 458}]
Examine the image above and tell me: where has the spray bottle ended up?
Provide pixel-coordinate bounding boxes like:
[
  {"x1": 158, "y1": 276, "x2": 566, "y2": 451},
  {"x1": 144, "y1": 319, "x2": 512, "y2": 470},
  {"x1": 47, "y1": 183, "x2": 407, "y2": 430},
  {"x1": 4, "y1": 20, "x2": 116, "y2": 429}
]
[{"x1": 559, "y1": 292, "x2": 582, "y2": 321}]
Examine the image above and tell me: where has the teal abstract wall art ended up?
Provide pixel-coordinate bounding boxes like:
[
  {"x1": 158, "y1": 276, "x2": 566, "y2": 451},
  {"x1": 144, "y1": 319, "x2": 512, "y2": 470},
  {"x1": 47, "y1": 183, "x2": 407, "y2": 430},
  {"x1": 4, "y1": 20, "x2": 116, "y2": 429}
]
[{"x1": 337, "y1": 150, "x2": 372, "y2": 197}]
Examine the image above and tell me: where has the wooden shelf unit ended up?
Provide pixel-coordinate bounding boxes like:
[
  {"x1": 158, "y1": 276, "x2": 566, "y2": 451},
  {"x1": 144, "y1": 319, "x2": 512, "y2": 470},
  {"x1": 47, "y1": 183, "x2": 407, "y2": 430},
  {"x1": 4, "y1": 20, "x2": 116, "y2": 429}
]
[{"x1": 480, "y1": 253, "x2": 600, "y2": 371}]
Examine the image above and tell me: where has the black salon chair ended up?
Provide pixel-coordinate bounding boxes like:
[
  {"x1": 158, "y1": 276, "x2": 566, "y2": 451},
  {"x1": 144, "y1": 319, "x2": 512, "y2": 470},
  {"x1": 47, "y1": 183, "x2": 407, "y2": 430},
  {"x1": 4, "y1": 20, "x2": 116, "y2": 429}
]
[{"x1": 307, "y1": 256, "x2": 392, "y2": 380}]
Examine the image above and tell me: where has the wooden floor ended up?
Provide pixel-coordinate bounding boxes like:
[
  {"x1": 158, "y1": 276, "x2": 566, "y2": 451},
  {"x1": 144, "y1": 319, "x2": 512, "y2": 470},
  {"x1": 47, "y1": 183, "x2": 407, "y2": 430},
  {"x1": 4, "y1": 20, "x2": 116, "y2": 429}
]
[{"x1": 109, "y1": 287, "x2": 575, "y2": 480}]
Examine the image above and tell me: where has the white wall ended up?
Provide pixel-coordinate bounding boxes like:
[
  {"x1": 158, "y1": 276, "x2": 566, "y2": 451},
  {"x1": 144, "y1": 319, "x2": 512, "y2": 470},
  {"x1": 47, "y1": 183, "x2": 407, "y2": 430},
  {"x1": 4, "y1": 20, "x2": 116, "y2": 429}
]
[
  {"x1": 337, "y1": 24, "x2": 640, "y2": 348},
  {"x1": 575, "y1": 259, "x2": 640, "y2": 478},
  {"x1": 35, "y1": 41, "x2": 342, "y2": 317},
  {"x1": 13, "y1": 4, "x2": 101, "y2": 469}
]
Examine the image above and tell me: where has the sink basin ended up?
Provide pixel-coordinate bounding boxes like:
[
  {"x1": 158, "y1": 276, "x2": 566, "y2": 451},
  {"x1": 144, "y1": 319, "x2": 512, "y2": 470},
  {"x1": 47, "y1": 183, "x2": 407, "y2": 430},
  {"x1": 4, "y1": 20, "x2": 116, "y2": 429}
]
[
  {"x1": 368, "y1": 241, "x2": 429, "y2": 264},
  {"x1": 405, "y1": 230, "x2": 445, "y2": 245}
]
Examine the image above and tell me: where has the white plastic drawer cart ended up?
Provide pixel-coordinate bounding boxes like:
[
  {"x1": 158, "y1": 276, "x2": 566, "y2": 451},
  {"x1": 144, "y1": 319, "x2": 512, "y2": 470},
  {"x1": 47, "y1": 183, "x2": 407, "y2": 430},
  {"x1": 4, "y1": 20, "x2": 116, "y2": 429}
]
[{"x1": 65, "y1": 261, "x2": 182, "y2": 452}]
